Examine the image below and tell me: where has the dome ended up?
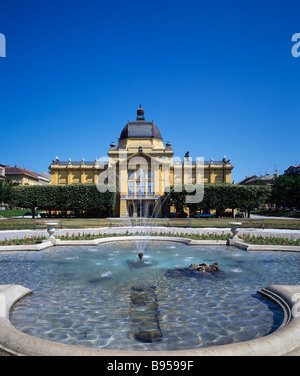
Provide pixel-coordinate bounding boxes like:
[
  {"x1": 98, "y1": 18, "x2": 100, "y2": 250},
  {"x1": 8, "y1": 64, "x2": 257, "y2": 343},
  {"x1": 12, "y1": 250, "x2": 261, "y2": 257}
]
[{"x1": 119, "y1": 106, "x2": 162, "y2": 140}]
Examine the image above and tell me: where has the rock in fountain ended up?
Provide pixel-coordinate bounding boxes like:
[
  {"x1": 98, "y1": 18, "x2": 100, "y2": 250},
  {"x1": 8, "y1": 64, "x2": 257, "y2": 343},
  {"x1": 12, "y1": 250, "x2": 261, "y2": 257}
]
[
  {"x1": 165, "y1": 261, "x2": 221, "y2": 279},
  {"x1": 189, "y1": 262, "x2": 219, "y2": 272}
]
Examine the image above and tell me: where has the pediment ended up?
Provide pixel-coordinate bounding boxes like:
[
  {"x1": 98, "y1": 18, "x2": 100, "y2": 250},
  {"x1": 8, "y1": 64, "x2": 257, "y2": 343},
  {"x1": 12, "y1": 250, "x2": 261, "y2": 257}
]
[{"x1": 115, "y1": 150, "x2": 171, "y2": 166}]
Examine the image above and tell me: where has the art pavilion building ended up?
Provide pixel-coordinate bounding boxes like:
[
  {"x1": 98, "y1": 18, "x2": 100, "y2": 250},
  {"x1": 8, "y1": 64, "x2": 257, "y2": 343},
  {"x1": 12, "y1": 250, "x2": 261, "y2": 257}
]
[{"x1": 49, "y1": 106, "x2": 233, "y2": 217}]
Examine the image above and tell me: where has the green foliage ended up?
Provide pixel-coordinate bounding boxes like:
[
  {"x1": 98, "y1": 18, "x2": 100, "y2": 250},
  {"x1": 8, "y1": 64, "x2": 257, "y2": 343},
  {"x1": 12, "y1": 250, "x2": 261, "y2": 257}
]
[
  {"x1": 11, "y1": 184, "x2": 116, "y2": 218},
  {"x1": 166, "y1": 184, "x2": 189, "y2": 215},
  {"x1": 0, "y1": 209, "x2": 36, "y2": 218},
  {"x1": 271, "y1": 175, "x2": 300, "y2": 209},
  {"x1": 166, "y1": 184, "x2": 272, "y2": 218},
  {"x1": 0, "y1": 179, "x2": 17, "y2": 206}
]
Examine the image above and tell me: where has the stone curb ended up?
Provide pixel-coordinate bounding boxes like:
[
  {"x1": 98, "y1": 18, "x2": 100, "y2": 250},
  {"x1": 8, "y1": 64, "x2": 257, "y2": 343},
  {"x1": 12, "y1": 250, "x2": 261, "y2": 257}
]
[
  {"x1": 1, "y1": 284, "x2": 300, "y2": 356},
  {"x1": 227, "y1": 239, "x2": 300, "y2": 253}
]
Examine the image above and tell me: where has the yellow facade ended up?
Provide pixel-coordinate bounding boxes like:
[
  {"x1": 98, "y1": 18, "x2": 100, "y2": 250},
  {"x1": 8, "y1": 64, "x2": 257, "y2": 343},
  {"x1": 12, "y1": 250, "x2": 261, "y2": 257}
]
[
  {"x1": 49, "y1": 106, "x2": 233, "y2": 217},
  {"x1": 5, "y1": 166, "x2": 50, "y2": 186}
]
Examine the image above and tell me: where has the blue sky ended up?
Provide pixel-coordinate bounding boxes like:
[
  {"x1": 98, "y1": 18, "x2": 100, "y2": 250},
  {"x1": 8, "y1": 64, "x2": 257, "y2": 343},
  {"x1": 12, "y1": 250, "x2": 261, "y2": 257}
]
[{"x1": 0, "y1": 0, "x2": 299, "y2": 183}]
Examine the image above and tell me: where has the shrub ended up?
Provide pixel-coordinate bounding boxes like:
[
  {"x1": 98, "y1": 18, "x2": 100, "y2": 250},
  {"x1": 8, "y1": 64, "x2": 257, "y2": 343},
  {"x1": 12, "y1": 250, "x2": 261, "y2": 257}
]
[{"x1": 11, "y1": 184, "x2": 116, "y2": 218}]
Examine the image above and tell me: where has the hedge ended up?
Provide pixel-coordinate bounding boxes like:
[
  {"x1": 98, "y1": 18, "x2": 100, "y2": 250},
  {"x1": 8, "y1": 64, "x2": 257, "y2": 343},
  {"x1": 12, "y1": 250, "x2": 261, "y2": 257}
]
[
  {"x1": 167, "y1": 184, "x2": 272, "y2": 218},
  {"x1": 11, "y1": 184, "x2": 116, "y2": 218}
]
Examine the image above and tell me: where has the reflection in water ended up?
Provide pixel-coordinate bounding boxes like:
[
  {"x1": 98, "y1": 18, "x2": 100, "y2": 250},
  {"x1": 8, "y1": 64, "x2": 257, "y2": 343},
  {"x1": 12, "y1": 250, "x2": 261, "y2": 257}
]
[{"x1": 129, "y1": 285, "x2": 163, "y2": 343}]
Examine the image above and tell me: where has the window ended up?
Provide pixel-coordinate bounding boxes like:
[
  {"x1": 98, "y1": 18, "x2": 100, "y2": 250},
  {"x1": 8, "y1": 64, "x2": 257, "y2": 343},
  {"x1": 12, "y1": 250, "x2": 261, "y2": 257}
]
[
  {"x1": 136, "y1": 181, "x2": 145, "y2": 195},
  {"x1": 148, "y1": 181, "x2": 153, "y2": 194},
  {"x1": 136, "y1": 168, "x2": 145, "y2": 180},
  {"x1": 128, "y1": 170, "x2": 134, "y2": 180},
  {"x1": 128, "y1": 181, "x2": 134, "y2": 194}
]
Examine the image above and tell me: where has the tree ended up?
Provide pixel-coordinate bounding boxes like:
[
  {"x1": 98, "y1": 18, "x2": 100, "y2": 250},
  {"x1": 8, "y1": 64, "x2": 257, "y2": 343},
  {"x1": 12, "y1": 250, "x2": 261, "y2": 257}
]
[
  {"x1": 271, "y1": 175, "x2": 300, "y2": 209},
  {"x1": 0, "y1": 179, "x2": 17, "y2": 208},
  {"x1": 239, "y1": 185, "x2": 271, "y2": 218},
  {"x1": 11, "y1": 186, "x2": 40, "y2": 218},
  {"x1": 166, "y1": 183, "x2": 271, "y2": 218},
  {"x1": 11, "y1": 184, "x2": 116, "y2": 218},
  {"x1": 166, "y1": 185, "x2": 189, "y2": 216}
]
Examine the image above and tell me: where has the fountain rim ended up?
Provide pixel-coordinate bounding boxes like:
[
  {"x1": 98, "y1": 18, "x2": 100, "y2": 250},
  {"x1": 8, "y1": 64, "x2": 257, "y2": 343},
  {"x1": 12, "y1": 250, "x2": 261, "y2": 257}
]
[
  {"x1": 0, "y1": 234, "x2": 299, "y2": 252},
  {"x1": 0, "y1": 224, "x2": 300, "y2": 252},
  {"x1": 1, "y1": 230, "x2": 300, "y2": 355},
  {"x1": 0, "y1": 283, "x2": 300, "y2": 356}
]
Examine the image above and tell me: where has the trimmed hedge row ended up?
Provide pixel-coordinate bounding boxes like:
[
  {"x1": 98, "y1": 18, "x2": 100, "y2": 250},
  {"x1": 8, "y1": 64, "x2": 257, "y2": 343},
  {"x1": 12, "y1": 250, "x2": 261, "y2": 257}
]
[
  {"x1": 9, "y1": 183, "x2": 272, "y2": 218},
  {"x1": 11, "y1": 184, "x2": 116, "y2": 218},
  {"x1": 167, "y1": 184, "x2": 272, "y2": 218}
]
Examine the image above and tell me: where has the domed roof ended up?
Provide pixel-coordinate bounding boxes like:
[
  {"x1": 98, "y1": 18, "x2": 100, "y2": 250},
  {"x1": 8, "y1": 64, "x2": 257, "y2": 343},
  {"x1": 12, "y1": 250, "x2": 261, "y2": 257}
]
[{"x1": 119, "y1": 106, "x2": 162, "y2": 140}]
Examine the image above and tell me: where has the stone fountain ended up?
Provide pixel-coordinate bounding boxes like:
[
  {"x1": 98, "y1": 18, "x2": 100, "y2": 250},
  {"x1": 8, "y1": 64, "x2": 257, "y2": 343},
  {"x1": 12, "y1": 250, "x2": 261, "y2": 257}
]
[
  {"x1": 46, "y1": 222, "x2": 59, "y2": 245},
  {"x1": 227, "y1": 222, "x2": 242, "y2": 245}
]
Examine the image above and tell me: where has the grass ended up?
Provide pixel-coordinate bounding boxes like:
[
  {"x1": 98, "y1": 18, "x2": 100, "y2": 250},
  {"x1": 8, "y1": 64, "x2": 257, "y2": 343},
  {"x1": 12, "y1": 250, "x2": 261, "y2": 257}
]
[
  {"x1": 251, "y1": 209, "x2": 300, "y2": 218},
  {"x1": 0, "y1": 209, "x2": 35, "y2": 218},
  {"x1": 0, "y1": 216, "x2": 300, "y2": 230}
]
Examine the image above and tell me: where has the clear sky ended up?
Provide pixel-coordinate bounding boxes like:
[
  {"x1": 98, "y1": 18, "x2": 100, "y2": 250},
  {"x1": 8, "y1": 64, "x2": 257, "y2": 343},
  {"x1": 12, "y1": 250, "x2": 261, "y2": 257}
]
[{"x1": 0, "y1": 0, "x2": 299, "y2": 183}]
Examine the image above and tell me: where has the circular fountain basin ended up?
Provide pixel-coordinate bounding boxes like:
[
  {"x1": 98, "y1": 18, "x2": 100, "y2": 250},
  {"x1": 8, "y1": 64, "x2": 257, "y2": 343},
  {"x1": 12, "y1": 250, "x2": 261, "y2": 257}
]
[{"x1": 0, "y1": 240, "x2": 300, "y2": 355}]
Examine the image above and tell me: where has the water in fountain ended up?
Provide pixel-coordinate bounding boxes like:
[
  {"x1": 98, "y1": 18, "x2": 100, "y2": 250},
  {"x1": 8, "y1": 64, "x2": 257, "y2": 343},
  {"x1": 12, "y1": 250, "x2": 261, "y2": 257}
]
[
  {"x1": 126, "y1": 190, "x2": 173, "y2": 260},
  {"x1": 104, "y1": 168, "x2": 187, "y2": 342},
  {"x1": 108, "y1": 167, "x2": 173, "y2": 260},
  {"x1": 8, "y1": 242, "x2": 292, "y2": 350},
  {"x1": 129, "y1": 284, "x2": 163, "y2": 343}
]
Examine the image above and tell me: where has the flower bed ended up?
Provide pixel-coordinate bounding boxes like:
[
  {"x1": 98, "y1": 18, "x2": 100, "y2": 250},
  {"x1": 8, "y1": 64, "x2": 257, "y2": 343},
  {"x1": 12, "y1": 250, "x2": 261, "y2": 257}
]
[
  {"x1": 239, "y1": 233, "x2": 300, "y2": 246},
  {"x1": 0, "y1": 235, "x2": 47, "y2": 246},
  {"x1": 56, "y1": 230, "x2": 232, "y2": 242},
  {"x1": 242, "y1": 220, "x2": 300, "y2": 229},
  {"x1": 1, "y1": 231, "x2": 299, "y2": 247}
]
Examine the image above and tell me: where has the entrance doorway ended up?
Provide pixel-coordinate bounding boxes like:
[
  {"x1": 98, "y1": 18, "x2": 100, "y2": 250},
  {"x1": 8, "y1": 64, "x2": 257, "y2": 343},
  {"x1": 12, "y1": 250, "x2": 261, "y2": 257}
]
[
  {"x1": 137, "y1": 203, "x2": 145, "y2": 217},
  {"x1": 128, "y1": 204, "x2": 134, "y2": 217},
  {"x1": 137, "y1": 202, "x2": 154, "y2": 217}
]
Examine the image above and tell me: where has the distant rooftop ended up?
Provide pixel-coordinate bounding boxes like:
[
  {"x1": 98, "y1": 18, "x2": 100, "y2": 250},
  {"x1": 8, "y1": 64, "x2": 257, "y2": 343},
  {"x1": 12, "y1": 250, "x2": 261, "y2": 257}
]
[
  {"x1": 238, "y1": 174, "x2": 274, "y2": 185},
  {"x1": 5, "y1": 166, "x2": 50, "y2": 182}
]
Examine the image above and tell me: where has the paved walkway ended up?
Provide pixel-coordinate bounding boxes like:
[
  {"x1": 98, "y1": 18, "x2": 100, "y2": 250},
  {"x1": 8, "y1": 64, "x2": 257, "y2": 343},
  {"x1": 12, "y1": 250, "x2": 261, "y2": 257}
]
[{"x1": 250, "y1": 214, "x2": 300, "y2": 220}]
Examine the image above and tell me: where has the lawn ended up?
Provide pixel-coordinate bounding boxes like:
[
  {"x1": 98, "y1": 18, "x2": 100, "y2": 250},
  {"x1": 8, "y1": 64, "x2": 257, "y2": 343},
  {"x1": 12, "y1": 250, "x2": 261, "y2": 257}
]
[
  {"x1": 0, "y1": 216, "x2": 299, "y2": 230},
  {"x1": 251, "y1": 208, "x2": 300, "y2": 218},
  {"x1": 0, "y1": 209, "x2": 36, "y2": 218}
]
